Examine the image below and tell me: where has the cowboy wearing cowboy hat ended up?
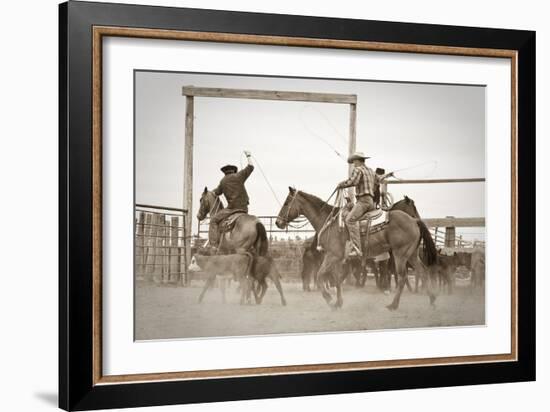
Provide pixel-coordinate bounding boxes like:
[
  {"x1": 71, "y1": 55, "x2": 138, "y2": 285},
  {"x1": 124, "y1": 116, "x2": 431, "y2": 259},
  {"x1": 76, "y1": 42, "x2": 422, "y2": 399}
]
[
  {"x1": 209, "y1": 151, "x2": 254, "y2": 246},
  {"x1": 336, "y1": 151, "x2": 382, "y2": 257}
]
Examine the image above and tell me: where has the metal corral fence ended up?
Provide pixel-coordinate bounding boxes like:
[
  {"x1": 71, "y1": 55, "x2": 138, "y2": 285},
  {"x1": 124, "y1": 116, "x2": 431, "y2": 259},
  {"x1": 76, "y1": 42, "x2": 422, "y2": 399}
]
[
  {"x1": 196, "y1": 214, "x2": 484, "y2": 278},
  {"x1": 135, "y1": 204, "x2": 189, "y2": 285},
  {"x1": 197, "y1": 215, "x2": 315, "y2": 240}
]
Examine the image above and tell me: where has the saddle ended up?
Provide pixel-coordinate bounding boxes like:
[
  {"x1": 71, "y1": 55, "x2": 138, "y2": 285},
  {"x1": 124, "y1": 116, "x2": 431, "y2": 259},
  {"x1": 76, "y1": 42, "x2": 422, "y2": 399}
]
[
  {"x1": 357, "y1": 208, "x2": 383, "y2": 223},
  {"x1": 218, "y1": 210, "x2": 247, "y2": 233},
  {"x1": 360, "y1": 220, "x2": 388, "y2": 235}
]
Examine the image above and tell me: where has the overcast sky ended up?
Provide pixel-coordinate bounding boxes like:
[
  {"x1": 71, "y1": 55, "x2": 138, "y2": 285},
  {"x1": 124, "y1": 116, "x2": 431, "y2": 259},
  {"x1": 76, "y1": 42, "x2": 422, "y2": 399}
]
[{"x1": 135, "y1": 71, "x2": 485, "y2": 239}]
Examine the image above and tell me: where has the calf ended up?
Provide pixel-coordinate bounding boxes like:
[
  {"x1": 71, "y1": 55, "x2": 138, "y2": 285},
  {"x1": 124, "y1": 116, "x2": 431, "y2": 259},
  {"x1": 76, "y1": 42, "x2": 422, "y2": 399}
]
[
  {"x1": 193, "y1": 253, "x2": 254, "y2": 304},
  {"x1": 250, "y1": 256, "x2": 287, "y2": 306}
]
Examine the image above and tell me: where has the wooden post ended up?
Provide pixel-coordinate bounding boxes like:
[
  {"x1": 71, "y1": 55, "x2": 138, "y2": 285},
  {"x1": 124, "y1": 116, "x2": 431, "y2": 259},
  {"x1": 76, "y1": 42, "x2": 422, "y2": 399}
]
[
  {"x1": 144, "y1": 213, "x2": 154, "y2": 281},
  {"x1": 181, "y1": 216, "x2": 188, "y2": 286},
  {"x1": 348, "y1": 103, "x2": 357, "y2": 177},
  {"x1": 136, "y1": 212, "x2": 145, "y2": 280},
  {"x1": 184, "y1": 96, "x2": 194, "y2": 274},
  {"x1": 444, "y1": 216, "x2": 456, "y2": 248},
  {"x1": 149, "y1": 213, "x2": 159, "y2": 283},
  {"x1": 161, "y1": 215, "x2": 168, "y2": 284},
  {"x1": 170, "y1": 216, "x2": 178, "y2": 283}
]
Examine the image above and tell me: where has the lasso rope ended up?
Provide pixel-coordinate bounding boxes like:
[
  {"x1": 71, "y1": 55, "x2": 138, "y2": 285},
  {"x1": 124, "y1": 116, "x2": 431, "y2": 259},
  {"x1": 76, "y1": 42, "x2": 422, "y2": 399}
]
[{"x1": 250, "y1": 155, "x2": 282, "y2": 207}]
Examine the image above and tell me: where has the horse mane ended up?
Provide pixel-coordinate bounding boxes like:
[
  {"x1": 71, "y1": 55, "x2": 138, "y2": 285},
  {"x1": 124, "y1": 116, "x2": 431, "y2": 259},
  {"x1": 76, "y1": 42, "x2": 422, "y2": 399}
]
[
  {"x1": 299, "y1": 190, "x2": 338, "y2": 213},
  {"x1": 391, "y1": 196, "x2": 420, "y2": 219},
  {"x1": 209, "y1": 191, "x2": 225, "y2": 210}
]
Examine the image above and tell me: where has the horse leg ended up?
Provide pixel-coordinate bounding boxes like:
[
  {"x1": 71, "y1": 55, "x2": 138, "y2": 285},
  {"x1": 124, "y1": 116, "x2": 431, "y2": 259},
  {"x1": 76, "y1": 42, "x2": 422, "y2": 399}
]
[
  {"x1": 258, "y1": 280, "x2": 268, "y2": 304},
  {"x1": 221, "y1": 277, "x2": 227, "y2": 304},
  {"x1": 335, "y1": 280, "x2": 344, "y2": 309},
  {"x1": 352, "y1": 262, "x2": 363, "y2": 288},
  {"x1": 402, "y1": 269, "x2": 411, "y2": 292},
  {"x1": 409, "y1": 252, "x2": 436, "y2": 307},
  {"x1": 373, "y1": 261, "x2": 381, "y2": 289},
  {"x1": 317, "y1": 255, "x2": 337, "y2": 307},
  {"x1": 272, "y1": 276, "x2": 286, "y2": 306},
  {"x1": 268, "y1": 263, "x2": 286, "y2": 306},
  {"x1": 378, "y1": 260, "x2": 390, "y2": 293},
  {"x1": 239, "y1": 276, "x2": 251, "y2": 305},
  {"x1": 387, "y1": 251, "x2": 408, "y2": 310},
  {"x1": 198, "y1": 273, "x2": 215, "y2": 303},
  {"x1": 302, "y1": 267, "x2": 311, "y2": 292},
  {"x1": 340, "y1": 261, "x2": 350, "y2": 285},
  {"x1": 252, "y1": 279, "x2": 261, "y2": 304}
]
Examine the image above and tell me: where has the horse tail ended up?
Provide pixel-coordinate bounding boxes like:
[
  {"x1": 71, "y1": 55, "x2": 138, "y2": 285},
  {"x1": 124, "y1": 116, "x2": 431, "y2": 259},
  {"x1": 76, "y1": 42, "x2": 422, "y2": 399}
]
[
  {"x1": 254, "y1": 222, "x2": 269, "y2": 256},
  {"x1": 417, "y1": 219, "x2": 437, "y2": 266}
]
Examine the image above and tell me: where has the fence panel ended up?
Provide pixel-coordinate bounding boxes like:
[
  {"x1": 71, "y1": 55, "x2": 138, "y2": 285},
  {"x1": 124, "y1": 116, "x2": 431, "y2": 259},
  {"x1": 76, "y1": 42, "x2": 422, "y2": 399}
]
[{"x1": 135, "y1": 205, "x2": 188, "y2": 285}]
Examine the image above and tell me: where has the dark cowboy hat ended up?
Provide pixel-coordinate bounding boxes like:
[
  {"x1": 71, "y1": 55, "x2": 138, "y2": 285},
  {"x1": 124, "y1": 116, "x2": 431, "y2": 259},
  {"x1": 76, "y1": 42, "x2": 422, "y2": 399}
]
[
  {"x1": 220, "y1": 164, "x2": 238, "y2": 174},
  {"x1": 347, "y1": 151, "x2": 370, "y2": 163}
]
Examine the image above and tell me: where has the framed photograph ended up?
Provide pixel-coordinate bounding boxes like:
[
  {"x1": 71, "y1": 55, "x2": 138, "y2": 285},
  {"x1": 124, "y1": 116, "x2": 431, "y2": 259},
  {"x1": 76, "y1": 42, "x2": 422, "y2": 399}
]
[{"x1": 59, "y1": 1, "x2": 535, "y2": 410}]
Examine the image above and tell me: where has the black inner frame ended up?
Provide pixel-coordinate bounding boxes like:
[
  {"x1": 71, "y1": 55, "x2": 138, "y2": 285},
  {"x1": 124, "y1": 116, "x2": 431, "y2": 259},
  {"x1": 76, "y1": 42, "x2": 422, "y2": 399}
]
[{"x1": 59, "y1": 1, "x2": 535, "y2": 410}]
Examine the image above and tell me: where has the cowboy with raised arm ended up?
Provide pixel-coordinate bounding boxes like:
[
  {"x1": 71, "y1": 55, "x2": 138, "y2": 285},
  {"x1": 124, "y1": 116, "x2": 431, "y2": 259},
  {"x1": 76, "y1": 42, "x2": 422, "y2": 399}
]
[
  {"x1": 336, "y1": 151, "x2": 390, "y2": 257},
  {"x1": 209, "y1": 151, "x2": 254, "y2": 246}
]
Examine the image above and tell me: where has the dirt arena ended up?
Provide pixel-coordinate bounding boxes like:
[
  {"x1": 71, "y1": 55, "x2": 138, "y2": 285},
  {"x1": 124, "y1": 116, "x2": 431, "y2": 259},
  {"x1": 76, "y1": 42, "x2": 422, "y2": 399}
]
[{"x1": 135, "y1": 276, "x2": 485, "y2": 340}]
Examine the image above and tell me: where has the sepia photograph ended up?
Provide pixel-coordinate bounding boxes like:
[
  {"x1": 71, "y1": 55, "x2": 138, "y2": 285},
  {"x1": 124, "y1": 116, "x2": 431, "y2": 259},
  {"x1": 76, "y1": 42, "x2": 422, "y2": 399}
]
[
  {"x1": 134, "y1": 70, "x2": 486, "y2": 341},
  {"x1": 54, "y1": 2, "x2": 535, "y2": 409}
]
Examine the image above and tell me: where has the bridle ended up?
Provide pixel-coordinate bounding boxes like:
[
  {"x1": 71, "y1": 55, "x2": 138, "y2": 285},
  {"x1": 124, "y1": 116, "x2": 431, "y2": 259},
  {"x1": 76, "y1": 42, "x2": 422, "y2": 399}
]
[
  {"x1": 199, "y1": 192, "x2": 222, "y2": 220},
  {"x1": 209, "y1": 194, "x2": 222, "y2": 217},
  {"x1": 276, "y1": 190, "x2": 299, "y2": 227}
]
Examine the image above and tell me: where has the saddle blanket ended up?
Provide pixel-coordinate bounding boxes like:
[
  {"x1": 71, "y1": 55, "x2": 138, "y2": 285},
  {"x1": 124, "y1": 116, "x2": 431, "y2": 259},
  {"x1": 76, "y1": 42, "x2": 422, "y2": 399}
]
[{"x1": 360, "y1": 220, "x2": 389, "y2": 235}]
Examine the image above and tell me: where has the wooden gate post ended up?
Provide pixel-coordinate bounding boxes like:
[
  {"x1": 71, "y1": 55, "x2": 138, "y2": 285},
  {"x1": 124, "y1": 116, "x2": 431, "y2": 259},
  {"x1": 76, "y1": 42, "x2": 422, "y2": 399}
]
[
  {"x1": 170, "y1": 216, "x2": 178, "y2": 283},
  {"x1": 445, "y1": 216, "x2": 456, "y2": 247},
  {"x1": 136, "y1": 212, "x2": 145, "y2": 280},
  {"x1": 183, "y1": 96, "x2": 194, "y2": 273},
  {"x1": 348, "y1": 102, "x2": 357, "y2": 177}
]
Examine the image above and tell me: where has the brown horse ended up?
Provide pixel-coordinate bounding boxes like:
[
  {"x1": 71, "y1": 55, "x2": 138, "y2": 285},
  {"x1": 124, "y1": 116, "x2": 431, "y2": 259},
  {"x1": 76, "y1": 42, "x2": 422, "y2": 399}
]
[
  {"x1": 276, "y1": 187, "x2": 437, "y2": 310},
  {"x1": 197, "y1": 188, "x2": 268, "y2": 255},
  {"x1": 197, "y1": 188, "x2": 286, "y2": 305}
]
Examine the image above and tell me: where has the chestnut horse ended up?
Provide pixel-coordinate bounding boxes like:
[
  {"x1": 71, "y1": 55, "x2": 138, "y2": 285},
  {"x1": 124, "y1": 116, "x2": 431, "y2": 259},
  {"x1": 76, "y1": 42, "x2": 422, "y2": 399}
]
[{"x1": 276, "y1": 188, "x2": 437, "y2": 310}]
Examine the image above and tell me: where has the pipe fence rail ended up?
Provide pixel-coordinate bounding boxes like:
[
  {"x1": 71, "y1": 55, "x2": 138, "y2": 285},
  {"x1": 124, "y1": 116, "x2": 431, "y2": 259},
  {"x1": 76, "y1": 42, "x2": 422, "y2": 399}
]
[
  {"x1": 197, "y1": 215, "x2": 316, "y2": 240},
  {"x1": 198, "y1": 214, "x2": 484, "y2": 248}
]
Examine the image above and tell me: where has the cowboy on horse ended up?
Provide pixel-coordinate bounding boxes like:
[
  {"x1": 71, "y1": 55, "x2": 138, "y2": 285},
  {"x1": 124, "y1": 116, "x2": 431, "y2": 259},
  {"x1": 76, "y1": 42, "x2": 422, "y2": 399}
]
[
  {"x1": 336, "y1": 151, "x2": 392, "y2": 257},
  {"x1": 206, "y1": 150, "x2": 254, "y2": 248},
  {"x1": 196, "y1": 152, "x2": 285, "y2": 305}
]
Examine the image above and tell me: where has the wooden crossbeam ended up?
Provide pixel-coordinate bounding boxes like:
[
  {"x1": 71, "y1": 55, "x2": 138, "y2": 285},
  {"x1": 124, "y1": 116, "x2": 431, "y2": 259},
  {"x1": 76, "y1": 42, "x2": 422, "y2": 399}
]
[
  {"x1": 422, "y1": 217, "x2": 485, "y2": 227},
  {"x1": 387, "y1": 178, "x2": 485, "y2": 184},
  {"x1": 182, "y1": 86, "x2": 357, "y2": 104}
]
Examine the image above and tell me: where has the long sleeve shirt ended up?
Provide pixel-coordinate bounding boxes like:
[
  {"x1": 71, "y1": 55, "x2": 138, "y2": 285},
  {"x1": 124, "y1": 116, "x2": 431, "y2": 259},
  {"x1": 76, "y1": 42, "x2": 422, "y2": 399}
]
[
  {"x1": 213, "y1": 164, "x2": 254, "y2": 209},
  {"x1": 339, "y1": 165, "x2": 377, "y2": 197}
]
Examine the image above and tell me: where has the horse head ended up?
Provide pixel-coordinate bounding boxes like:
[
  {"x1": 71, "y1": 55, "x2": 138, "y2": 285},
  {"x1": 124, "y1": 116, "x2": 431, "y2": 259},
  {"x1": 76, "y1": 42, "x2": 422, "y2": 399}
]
[
  {"x1": 392, "y1": 195, "x2": 421, "y2": 219},
  {"x1": 275, "y1": 187, "x2": 301, "y2": 229},
  {"x1": 197, "y1": 187, "x2": 218, "y2": 221}
]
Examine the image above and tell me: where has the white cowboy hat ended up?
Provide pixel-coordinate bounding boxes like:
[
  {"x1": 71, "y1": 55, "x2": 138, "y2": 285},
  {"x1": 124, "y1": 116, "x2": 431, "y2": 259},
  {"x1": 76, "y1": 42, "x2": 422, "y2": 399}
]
[{"x1": 347, "y1": 151, "x2": 370, "y2": 163}]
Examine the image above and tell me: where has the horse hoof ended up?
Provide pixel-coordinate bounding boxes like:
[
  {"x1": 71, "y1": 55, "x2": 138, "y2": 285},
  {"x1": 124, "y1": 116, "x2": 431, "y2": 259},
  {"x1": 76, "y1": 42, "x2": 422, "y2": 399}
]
[
  {"x1": 281, "y1": 300, "x2": 287, "y2": 306},
  {"x1": 386, "y1": 304, "x2": 397, "y2": 311}
]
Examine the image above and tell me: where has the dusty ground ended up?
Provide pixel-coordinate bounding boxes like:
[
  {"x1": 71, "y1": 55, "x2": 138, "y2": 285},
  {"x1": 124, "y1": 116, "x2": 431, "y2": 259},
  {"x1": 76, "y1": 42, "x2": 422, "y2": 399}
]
[{"x1": 135, "y1": 277, "x2": 485, "y2": 340}]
